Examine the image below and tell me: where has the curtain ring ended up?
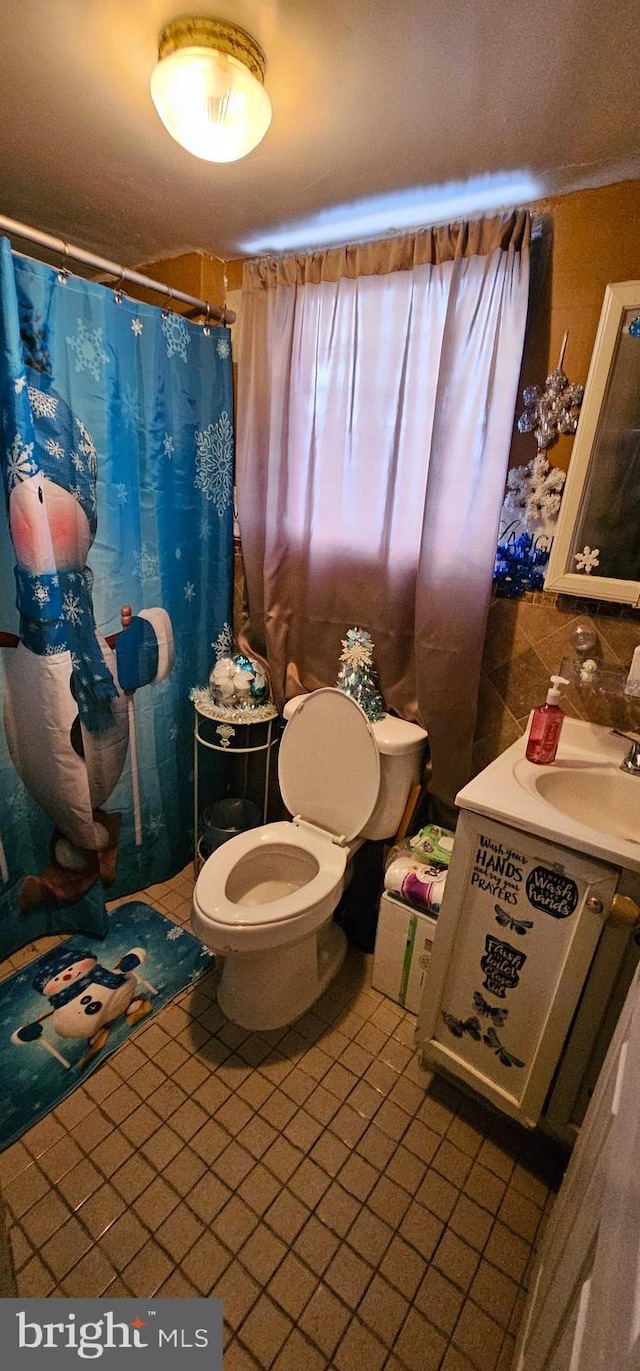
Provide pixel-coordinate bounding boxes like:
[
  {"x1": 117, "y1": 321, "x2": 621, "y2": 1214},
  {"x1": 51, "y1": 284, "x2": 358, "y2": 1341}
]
[
  {"x1": 57, "y1": 241, "x2": 70, "y2": 285},
  {"x1": 113, "y1": 266, "x2": 126, "y2": 305},
  {"x1": 162, "y1": 287, "x2": 174, "y2": 320},
  {"x1": 203, "y1": 302, "x2": 212, "y2": 337}
]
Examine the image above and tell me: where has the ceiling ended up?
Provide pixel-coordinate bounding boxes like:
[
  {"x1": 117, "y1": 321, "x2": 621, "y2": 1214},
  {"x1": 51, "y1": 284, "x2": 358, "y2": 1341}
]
[{"x1": 1, "y1": 0, "x2": 639, "y2": 270}]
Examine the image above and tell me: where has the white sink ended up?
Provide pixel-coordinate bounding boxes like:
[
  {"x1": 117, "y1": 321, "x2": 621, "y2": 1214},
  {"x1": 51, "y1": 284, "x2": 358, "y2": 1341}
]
[
  {"x1": 532, "y1": 765, "x2": 640, "y2": 845},
  {"x1": 456, "y1": 717, "x2": 640, "y2": 872}
]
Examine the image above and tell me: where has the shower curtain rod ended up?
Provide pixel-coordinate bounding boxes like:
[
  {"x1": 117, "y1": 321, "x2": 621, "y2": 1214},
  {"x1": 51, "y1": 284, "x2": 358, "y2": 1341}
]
[{"x1": 0, "y1": 213, "x2": 235, "y2": 325}]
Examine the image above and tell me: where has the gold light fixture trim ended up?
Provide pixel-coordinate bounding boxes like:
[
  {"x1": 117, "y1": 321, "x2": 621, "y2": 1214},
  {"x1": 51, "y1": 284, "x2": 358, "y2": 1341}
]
[
  {"x1": 156, "y1": 17, "x2": 267, "y2": 85},
  {"x1": 151, "y1": 15, "x2": 272, "y2": 164}
]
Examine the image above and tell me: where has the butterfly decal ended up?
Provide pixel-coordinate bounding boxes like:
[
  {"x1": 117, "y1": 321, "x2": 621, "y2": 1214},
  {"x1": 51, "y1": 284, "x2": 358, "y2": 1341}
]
[
  {"x1": 442, "y1": 1012, "x2": 482, "y2": 1041},
  {"x1": 473, "y1": 991, "x2": 508, "y2": 1027},
  {"x1": 483, "y1": 1026, "x2": 525, "y2": 1069},
  {"x1": 494, "y1": 904, "x2": 533, "y2": 937}
]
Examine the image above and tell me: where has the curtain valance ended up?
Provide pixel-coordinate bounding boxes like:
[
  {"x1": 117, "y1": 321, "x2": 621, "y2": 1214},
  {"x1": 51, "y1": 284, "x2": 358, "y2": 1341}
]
[{"x1": 243, "y1": 210, "x2": 531, "y2": 290}]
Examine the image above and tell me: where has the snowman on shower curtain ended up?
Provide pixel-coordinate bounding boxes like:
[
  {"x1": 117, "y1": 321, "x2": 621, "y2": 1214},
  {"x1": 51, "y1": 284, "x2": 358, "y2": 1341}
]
[{"x1": 0, "y1": 346, "x2": 174, "y2": 911}]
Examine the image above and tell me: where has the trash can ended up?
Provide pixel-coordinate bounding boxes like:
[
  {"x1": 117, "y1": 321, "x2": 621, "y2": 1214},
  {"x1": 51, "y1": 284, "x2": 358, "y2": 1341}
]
[{"x1": 201, "y1": 798, "x2": 263, "y2": 856}]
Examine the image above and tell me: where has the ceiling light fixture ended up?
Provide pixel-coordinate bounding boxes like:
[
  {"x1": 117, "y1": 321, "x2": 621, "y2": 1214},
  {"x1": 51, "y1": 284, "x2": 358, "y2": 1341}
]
[{"x1": 150, "y1": 16, "x2": 272, "y2": 163}]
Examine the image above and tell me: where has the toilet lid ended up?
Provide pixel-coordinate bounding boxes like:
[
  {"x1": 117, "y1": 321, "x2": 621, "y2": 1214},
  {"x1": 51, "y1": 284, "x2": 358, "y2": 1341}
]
[{"x1": 278, "y1": 688, "x2": 380, "y2": 841}]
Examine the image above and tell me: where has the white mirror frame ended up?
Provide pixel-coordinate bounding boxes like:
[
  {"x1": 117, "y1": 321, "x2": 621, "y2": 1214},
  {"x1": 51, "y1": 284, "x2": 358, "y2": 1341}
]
[{"x1": 545, "y1": 280, "x2": 640, "y2": 607}]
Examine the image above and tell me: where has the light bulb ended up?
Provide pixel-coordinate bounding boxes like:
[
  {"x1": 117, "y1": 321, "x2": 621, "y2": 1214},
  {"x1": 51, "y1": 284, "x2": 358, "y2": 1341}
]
[{"x1": 150, "y1": 19, "x2": 272, "y2": 164}]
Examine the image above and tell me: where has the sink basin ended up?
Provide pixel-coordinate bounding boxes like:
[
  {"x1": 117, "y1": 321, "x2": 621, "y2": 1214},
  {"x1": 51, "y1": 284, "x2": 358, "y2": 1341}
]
[
  {"x1": 457, "y1": 717, "x2": 640, "y2": 872},
  {"x1": 532, "y1": 765, "x2": 640, "y2": 844}
]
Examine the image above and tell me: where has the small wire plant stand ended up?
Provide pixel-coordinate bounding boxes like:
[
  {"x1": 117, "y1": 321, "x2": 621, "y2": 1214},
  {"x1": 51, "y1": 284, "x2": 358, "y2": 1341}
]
[{"x1": 190, "y1": 687, "x2": 279, "y2": 875}]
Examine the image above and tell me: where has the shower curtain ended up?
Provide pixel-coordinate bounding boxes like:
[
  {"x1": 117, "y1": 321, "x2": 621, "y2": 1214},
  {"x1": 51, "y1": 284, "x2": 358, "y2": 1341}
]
[{"x1": 0, "y1": 240, "x2": 233, "y2": 958}]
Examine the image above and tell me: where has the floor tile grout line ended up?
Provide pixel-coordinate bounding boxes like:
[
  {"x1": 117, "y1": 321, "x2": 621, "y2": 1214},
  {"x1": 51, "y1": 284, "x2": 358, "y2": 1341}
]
[{"x1": 2, "y1": 875, "x2": 553, "y2": 1362}]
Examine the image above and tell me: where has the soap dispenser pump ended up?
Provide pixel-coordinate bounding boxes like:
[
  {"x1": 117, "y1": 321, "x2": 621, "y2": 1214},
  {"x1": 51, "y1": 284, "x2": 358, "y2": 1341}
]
[{"x1": 526, "y1": 675, "x2": 569, "y2": 765}]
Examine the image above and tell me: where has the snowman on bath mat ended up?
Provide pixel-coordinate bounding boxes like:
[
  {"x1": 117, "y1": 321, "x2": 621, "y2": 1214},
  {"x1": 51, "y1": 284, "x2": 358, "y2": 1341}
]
[{"x1": 10, "y1": 943, "x2": 158, "y2": 1070}]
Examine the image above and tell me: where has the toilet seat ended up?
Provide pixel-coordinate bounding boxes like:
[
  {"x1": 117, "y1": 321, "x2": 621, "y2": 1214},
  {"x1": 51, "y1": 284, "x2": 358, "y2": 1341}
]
[
  {"x1": 192, "y1": 820, "x2": 348, "y2": 952},
  {"x1": 196, "y1": 820, "x2": 347, "y2": 927},
  {"x1": 193, "y1": 690, "x2": 380, "y2": 956}
]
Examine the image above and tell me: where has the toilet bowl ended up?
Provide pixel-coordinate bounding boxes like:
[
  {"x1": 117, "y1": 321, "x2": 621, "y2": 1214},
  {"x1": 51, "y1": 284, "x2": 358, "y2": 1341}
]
[{"x1": 192, "y1": 687, "x2": 427, "y2": 1031}]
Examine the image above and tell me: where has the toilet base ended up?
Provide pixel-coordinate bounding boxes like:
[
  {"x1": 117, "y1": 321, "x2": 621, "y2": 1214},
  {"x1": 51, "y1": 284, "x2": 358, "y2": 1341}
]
[{"x1": 217, "y1": 920, "x2": 348, "y2": 1032}]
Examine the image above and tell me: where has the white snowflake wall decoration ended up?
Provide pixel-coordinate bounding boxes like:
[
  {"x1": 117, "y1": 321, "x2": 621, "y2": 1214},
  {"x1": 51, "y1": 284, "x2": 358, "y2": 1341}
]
[
  {"x1": 500, "y1": 454, "x2": 566, "y2": 546},
  {"x1": 574, "y1": 545, "x2": 600, "y2": 575},
  {"x1": 194, "y1": 412, "x2": 233, "y2": 517}
]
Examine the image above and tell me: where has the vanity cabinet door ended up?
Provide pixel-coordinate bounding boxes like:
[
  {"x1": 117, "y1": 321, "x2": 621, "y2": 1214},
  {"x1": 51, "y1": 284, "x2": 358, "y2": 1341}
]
[{"x1": 416, "y1": 811, "x2": 619, "y2": 1128}]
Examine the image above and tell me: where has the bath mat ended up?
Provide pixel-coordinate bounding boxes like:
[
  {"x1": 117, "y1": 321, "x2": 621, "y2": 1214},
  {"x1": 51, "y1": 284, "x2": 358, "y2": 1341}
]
[{"x1": 0, "y1": 901, "x2": 214, "y2": 1150}]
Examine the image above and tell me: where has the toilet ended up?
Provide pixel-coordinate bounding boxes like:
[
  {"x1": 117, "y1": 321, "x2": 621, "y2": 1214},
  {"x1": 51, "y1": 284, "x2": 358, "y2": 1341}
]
[{"x1": 191, "y1": 687, "x2": 427, "y2": 1031}]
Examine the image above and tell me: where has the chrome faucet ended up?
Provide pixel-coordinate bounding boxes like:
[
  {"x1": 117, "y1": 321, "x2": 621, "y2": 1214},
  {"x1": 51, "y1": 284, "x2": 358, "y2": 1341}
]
[{"x1": 611, "y1": 729, "x2": 640, "y2": 775}]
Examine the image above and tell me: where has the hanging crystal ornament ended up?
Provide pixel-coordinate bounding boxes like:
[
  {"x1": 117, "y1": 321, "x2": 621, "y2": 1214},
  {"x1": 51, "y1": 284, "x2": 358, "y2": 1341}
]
[
  {"x1": 335, "y1": 627, "x2": 386, "y2": 722},
  {"x1": 516, "y1": 333, "x2": 584, "y2": 452}
]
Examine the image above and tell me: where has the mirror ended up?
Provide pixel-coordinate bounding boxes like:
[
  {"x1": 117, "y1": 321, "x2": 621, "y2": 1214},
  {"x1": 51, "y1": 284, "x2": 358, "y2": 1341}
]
[{"x1": 545, "y1": 281, "x2": 640, "y2": 606}]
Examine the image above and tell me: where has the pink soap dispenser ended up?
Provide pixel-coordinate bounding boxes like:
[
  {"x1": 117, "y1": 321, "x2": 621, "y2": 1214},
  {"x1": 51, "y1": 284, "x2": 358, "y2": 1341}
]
[{"x1": 526, "y1": 675, "x2": 569, "y2": 765}]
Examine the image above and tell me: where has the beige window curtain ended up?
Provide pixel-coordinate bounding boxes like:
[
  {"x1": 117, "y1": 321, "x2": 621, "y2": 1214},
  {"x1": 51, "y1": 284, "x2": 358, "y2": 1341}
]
[{"x1": 236, "y1": 212, "x2": 531, "y2": 813}]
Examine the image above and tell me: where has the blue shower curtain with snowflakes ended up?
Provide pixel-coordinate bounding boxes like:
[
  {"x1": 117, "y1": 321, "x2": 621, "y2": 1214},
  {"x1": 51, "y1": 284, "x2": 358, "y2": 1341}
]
[{"x1": 0, "y1": 240, "x2": 233, "y2": 957}]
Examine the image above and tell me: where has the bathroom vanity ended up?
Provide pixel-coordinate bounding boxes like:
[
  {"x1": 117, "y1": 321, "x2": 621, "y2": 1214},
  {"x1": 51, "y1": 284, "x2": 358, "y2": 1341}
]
[{"x1": 417, "y1": 718, "x2": 640, "y2": 1143}]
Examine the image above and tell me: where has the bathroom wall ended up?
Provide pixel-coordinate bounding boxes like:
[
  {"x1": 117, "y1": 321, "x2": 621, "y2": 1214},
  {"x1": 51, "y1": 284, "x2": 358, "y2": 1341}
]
[
  {"x1": 474, "y1": 179, "x2": 640, "y2": 773},
  {"x1": 510, "y1": 179, "x2": 640, "y2": 476},
  {"x1": 475, "y1": 594, "x2": 640, "y2": 774}
]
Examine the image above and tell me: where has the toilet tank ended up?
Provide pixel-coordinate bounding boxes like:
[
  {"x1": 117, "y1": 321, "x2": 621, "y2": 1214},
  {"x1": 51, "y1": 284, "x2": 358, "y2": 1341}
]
[
  {"x1": 283, "y1": 695, "x2": 427, "y2": 841},
  {"x1": 362, "y1": 713, "x2": 428, "y2": 839}
]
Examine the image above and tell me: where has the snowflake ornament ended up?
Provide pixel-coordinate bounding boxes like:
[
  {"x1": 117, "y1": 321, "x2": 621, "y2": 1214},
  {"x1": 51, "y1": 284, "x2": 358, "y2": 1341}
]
[
  {"x1": 574, "y1": 545, "x2": 600, "y2": 574},
  {"x1": 517, "y1": 334, "x2": 583, "y2": 453},
  {"x1": 212, "y1": 622, "x2": 233, "y2": 661},
  {"x1": 501, "y1": 454, "x2": 566, "y2": 539},
  {"x1": 339, "y1": 627, "x2": 375, "y2": 668}
]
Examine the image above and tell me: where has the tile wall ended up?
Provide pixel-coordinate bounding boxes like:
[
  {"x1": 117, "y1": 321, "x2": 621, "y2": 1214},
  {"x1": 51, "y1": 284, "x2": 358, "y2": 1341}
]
[{"x1": 474, "y1": 590, "x2": 640, "y2": 774}]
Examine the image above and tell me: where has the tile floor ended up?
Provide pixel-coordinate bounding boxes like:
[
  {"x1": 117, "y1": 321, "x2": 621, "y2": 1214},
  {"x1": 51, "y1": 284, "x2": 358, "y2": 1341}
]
[{"x1": 0, "y1": 866, "x2": 564, "y2": 1371}]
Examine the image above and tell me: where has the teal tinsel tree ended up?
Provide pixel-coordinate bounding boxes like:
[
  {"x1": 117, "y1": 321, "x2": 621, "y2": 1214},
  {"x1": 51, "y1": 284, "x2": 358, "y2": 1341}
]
[{"x1": 335, "y1": 628, "x2": 386, "y2": 721}]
